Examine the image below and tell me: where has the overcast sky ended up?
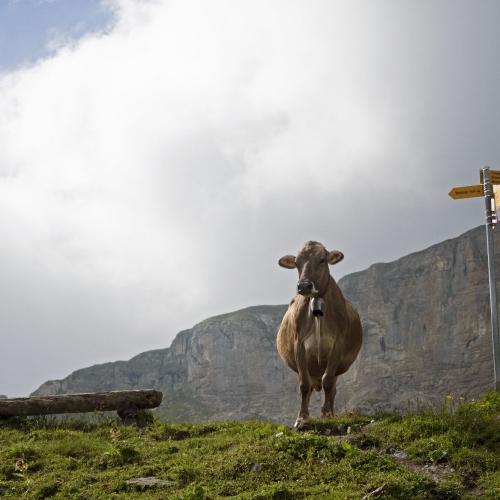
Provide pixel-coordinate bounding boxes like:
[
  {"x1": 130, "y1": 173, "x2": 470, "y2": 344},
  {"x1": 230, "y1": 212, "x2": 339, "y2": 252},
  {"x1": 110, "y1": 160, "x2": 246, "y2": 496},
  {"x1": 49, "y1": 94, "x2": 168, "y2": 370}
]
[{"x1": 1, "y1": 0, "x2": 500, "y2": 397}]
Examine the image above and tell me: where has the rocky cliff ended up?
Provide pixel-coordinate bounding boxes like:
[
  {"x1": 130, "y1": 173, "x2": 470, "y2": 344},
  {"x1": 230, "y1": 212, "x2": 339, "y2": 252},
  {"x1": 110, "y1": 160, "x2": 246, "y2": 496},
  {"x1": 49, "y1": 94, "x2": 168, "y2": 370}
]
[
  {"x1": 32, "y1": 305, "x2": 300, "y2": 424},
  {"x1": 336, "y1": 224, "x2": 499, "y2": 411},
  {"x1": 32, "y1": 226, "x2": 500, "y2": 423}
]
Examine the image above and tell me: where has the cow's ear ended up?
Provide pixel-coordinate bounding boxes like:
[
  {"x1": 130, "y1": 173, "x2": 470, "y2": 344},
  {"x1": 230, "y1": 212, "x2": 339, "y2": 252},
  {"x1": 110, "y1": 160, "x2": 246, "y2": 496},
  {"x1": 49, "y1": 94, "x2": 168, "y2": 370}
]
[
  {"x1": 279, "y1": 255, "x2": 297, "y2": 269},
  {"x1": 328, "y1": 250, "x2": 344, "y2": 265}
]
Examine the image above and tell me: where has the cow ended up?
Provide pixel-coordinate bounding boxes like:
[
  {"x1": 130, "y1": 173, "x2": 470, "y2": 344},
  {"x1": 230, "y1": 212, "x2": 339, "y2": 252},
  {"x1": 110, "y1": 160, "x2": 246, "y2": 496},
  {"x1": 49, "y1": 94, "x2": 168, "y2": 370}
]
[{"x1": 277, "y1": 241, "x2": 363, "y2": 427}]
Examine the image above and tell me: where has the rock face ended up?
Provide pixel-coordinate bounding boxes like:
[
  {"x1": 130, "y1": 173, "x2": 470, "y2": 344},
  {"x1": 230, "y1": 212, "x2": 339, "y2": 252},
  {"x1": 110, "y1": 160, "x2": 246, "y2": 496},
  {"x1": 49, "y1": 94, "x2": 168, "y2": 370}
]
[
  {"x1": 336, "y1": 225, "x2": 499, "y2": 411},
  {"x1": 32, "y1": 226, "x2": 500, "y2": 423},
  {"x1": 32, "y1": 305, "x2": 300, "y2": 423}
]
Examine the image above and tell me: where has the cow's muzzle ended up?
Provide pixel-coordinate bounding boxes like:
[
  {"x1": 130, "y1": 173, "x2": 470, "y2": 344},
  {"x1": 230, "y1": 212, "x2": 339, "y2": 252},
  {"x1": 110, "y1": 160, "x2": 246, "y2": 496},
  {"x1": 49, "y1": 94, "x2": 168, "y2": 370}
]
[{"x1": 297, "y1": 280, "x2": 318, "y2": 296}]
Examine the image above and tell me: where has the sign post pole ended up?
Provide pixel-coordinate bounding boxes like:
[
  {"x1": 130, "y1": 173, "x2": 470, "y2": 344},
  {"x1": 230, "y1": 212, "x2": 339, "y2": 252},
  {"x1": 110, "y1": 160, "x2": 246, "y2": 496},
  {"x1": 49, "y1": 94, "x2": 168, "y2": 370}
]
[{"x1": 482, "y1": 165, "x2": 500, "y2": 391}]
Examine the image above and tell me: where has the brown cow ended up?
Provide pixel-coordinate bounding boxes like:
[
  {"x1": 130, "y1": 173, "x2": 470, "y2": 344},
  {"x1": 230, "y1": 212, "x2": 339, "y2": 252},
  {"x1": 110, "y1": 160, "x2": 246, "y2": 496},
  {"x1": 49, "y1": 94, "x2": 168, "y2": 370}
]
[{"x1": 277, "y1": 241, "x2": 363, "y2": 427}]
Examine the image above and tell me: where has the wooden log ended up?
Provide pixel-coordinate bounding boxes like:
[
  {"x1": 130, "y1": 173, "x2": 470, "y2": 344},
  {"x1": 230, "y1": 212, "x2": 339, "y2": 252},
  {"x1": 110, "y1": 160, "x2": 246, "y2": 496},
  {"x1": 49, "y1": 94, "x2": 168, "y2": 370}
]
[{"x1": 0, "y1": 390, "x2": 162, "y2": 418}]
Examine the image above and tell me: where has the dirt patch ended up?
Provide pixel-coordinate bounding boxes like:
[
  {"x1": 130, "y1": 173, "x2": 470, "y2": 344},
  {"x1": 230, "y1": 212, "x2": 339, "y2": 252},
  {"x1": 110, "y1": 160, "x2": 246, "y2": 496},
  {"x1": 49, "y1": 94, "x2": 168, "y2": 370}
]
[{"x1": 379, "y1": 446, "x2": 455, "y2": 483}]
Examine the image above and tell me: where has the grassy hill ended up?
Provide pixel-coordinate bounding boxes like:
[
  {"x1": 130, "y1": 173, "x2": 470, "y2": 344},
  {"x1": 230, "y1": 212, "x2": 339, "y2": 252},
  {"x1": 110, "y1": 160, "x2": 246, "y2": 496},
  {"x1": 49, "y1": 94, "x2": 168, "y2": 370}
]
[{"x1": 1, "y1": 392, "x2": 500, "y2": 499}]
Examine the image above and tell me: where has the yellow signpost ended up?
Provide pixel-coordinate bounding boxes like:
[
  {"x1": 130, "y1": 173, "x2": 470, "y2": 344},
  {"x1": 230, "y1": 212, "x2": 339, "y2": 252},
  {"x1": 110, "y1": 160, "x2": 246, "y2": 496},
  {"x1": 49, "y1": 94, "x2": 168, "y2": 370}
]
[
  {"x1": 495, "y1": 188, "x2": 500, "y2": 213},
  {"x1": 448, "y1": 185, "x2": 484, "y2": 199},
  {"x1": 480, "y1": 169, "x2": 500, "y2": 185},
  {"x1": 450, "y1": 167, "x2": 500, "y2": 390}
]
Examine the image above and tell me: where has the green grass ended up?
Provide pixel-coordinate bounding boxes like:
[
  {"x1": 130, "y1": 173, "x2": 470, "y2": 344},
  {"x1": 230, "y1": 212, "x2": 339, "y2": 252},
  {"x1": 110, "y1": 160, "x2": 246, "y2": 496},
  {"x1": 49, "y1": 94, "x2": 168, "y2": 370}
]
[
  {"x1": 156, "y1": 390, "x2": 217, "y2": 423},
  {"x1": 1, "y1": 393, "x2": 500, "y2": 499}
]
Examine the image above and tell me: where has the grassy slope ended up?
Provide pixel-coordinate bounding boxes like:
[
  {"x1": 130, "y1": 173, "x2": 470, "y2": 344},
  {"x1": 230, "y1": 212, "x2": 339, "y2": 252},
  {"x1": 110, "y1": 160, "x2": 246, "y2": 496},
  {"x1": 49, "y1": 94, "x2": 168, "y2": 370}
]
[{"x1": 1, "y1": 393, "x2": 500, "y2": 499}]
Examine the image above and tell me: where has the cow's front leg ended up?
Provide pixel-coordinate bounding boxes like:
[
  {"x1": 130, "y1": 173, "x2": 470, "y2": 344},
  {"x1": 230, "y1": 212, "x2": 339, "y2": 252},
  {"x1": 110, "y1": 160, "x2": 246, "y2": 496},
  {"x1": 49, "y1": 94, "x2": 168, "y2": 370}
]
[
  {"x1": 321, "y1": 349, "x2": 341, "y2": 418},
  {"x1": 294, "y1": 338, "x2": 311, "y2": 427},
  {"x1": 321, "y1": 375, "x2": 338, "y2": 418}
]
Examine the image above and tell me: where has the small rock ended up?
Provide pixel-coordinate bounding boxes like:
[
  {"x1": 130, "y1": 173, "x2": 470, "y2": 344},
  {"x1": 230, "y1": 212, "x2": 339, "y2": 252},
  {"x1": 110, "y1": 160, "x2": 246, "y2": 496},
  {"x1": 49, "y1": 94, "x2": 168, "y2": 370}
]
[
  {"x1": 125, "y1": 477, "x2": 175, "y2": 487},
  {"x1": 379, "y1": 446, "x2": 393, "y2": 455},
  {"x1": 251, "y1": 463, "x2": 263, "y2": 472}
]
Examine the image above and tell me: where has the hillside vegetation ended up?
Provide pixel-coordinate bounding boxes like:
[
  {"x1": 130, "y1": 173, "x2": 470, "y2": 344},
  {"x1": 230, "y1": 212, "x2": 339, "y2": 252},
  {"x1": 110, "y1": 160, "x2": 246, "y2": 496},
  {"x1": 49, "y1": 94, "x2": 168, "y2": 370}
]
[{"x1": 1, "y1": 392, "x2": 500, "y2": 499}]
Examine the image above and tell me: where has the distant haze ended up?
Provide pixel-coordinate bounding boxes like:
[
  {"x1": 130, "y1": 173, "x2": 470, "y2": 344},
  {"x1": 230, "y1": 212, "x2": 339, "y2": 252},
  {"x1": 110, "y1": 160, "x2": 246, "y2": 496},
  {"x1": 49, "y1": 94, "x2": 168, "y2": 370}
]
[{"x1": 1, "y1": 0, "x2": 500, "y2": 396}]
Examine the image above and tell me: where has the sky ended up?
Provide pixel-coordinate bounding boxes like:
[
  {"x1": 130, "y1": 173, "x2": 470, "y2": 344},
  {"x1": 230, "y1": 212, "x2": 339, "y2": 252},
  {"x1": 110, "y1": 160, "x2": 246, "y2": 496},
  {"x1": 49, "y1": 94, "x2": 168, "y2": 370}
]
[{"x1": 2, "y1": 0, "x2": 500, "y2": 397}]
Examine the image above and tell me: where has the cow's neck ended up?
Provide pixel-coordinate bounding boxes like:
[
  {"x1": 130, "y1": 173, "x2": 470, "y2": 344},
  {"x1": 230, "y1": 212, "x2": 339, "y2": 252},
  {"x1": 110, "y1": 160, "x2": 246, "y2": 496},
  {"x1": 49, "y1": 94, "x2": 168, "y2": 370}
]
[{"x1": 317, "y1": 275, "x2": 333, "y2": 298}]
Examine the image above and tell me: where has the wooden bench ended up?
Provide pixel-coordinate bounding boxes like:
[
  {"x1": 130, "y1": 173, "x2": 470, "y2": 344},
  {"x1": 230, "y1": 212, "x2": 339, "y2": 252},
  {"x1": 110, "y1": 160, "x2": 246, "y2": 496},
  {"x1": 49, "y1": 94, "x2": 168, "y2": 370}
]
[{"x1": 0, "y1": 390, "x2": 162, "y2": 424}]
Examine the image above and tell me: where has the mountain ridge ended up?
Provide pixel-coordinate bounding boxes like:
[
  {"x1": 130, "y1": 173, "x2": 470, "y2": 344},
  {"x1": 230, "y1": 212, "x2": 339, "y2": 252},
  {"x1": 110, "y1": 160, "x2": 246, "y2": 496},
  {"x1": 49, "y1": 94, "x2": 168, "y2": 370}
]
[{"x1": 32, "y1": 225, "x2": 500, "y2": 424}]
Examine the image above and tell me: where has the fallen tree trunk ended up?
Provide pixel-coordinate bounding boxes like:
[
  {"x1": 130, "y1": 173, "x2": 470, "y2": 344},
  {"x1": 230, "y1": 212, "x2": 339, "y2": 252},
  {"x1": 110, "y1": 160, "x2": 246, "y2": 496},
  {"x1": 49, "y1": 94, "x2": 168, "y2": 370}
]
[{"x1": 0, "y1": 390, "x2": 162, "y2": 419}]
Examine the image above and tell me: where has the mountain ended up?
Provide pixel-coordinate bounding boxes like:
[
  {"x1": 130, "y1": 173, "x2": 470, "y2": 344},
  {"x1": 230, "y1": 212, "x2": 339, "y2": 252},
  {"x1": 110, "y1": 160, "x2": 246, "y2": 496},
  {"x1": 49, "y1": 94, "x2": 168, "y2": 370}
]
[
  {"x1": 32, "y1": 305, "x2": 299, "y2": 423},
  {"x1": 32, "y1": 226, "x2": 500, "y2": 424},
  {"x1": 336, "y1": 224, "x2": 499, "y2": 411}
]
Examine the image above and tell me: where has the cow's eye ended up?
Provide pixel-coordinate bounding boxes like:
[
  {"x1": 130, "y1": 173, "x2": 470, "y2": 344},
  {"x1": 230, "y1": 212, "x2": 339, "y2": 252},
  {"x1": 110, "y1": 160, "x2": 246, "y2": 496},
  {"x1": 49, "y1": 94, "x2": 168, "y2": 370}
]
[{"x1": 319, "y1": 258, "x2": 326, "y2": 264}]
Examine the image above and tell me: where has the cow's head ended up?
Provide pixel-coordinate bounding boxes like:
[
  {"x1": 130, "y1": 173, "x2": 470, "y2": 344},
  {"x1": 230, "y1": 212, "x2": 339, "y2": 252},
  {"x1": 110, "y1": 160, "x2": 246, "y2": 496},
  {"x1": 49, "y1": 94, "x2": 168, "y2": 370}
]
[{"x1": 278, "y1": 241, "x2": 343, "y2": 297}]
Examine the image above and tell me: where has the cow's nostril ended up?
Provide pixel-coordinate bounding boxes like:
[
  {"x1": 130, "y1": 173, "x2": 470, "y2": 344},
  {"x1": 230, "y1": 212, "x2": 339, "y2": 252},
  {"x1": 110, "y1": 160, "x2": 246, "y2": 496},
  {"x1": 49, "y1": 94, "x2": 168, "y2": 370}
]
[{"x1": 297, "y1": 281, "x2": 315, "y2": 294}]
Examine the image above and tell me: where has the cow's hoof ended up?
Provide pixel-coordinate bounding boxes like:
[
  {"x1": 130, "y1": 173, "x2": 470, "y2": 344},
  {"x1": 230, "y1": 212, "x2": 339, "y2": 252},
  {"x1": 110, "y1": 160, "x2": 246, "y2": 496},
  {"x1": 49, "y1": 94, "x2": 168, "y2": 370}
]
[
  {"x1": 321, "y1": 411, "x2": 333, "y2": 419},
  {"x1": 294, "y1": 417, "x2": 308, "y2": 429}
]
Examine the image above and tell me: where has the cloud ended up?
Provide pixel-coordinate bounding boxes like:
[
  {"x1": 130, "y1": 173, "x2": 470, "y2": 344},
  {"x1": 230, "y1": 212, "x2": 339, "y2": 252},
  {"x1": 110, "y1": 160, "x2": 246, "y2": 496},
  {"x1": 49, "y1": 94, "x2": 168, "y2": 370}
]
[{"x1": 1, "y1": 0, "x2": 500, "y2": 396}]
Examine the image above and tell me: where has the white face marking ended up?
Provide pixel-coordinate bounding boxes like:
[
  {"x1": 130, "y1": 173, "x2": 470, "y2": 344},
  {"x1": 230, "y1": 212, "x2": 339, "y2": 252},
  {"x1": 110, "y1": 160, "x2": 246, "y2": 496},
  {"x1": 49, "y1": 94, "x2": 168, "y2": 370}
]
[{"x1": 299, "y1": 260, "x2": 319, "y2": 294}]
